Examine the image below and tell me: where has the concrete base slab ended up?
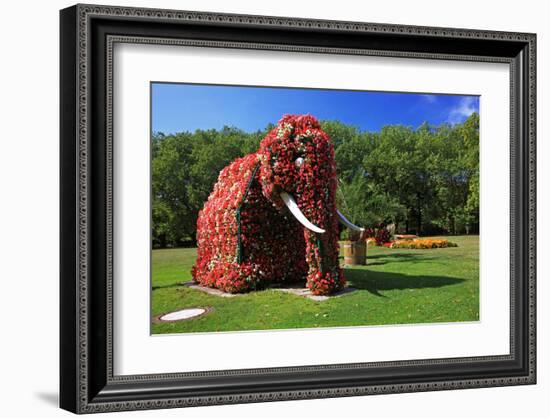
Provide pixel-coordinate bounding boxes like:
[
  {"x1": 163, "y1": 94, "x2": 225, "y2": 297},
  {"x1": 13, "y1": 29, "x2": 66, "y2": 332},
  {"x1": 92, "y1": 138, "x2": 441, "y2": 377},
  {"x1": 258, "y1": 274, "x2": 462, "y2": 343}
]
[
  {"x1": 272, "y1": 286, "x2": 357, "y2": 301},
  {"x1": 181, "y1": 281, "x2": 239, "y2": 297},
  {"x1": 181, "y1": 281, "x2": 357, "y2": 301}
]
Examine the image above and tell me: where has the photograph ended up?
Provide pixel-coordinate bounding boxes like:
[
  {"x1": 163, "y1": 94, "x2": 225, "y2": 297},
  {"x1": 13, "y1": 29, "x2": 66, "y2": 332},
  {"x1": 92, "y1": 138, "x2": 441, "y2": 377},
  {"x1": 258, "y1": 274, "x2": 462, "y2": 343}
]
[
  {"x1": 150, "y1": 83, "x2": 481, "y2": 334},
  {"x1": 55, "y1": 3, "x2": 537, "y2": 413}
]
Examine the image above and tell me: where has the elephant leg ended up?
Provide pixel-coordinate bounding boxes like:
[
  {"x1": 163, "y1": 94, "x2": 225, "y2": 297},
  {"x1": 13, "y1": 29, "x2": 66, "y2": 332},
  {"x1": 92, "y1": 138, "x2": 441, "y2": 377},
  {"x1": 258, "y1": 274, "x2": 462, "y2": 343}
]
[
  {"x1": 303, "y1": 231, "x2": 345, "y2": 296},
  {"x1": 210, "y1": 261, "x2": 260, "y2": 293},
  {"x1": 193, "y1": 258, "x2": 262, "y2": 293}
]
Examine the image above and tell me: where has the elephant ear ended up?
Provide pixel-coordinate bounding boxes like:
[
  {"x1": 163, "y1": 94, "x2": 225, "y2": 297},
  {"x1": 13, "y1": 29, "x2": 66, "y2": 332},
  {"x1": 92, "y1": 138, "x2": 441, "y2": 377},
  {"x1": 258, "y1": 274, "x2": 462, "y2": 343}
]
[{"x1": 257, "y1": 120, "x2": 296, "y2": 204}]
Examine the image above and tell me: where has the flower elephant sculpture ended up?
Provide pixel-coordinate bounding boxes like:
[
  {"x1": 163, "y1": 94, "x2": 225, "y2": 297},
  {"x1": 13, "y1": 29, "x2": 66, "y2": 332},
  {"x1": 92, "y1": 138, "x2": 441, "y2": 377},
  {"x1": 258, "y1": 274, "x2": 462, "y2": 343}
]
[{"x1": 192, "y1": 114, "x2": 363, "y2": 295}]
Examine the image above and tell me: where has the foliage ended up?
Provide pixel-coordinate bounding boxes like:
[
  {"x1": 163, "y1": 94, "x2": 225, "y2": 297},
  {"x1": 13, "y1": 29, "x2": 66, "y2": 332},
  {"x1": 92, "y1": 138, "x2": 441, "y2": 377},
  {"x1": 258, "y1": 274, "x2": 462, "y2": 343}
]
[
  {"x1": 152, "y1": 113, "x2": 480, "y2": 247},
  {"x1": 337, "y1": 176, "x2": 405, "y2": 240}
]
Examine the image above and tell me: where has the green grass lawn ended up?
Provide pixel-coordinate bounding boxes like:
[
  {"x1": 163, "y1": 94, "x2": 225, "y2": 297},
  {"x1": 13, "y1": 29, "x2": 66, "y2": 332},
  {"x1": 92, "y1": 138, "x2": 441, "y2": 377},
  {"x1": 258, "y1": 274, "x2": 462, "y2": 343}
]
[{"x1": 151, "y1": 235, "x2": 479, "y2": 334}]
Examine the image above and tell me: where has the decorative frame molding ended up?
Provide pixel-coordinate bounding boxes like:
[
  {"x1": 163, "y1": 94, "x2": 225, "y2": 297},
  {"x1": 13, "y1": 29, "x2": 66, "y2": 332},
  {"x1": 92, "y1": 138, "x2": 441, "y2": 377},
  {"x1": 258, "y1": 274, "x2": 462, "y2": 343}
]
[{"x1": 60, "y1": 3, "x2": 536, "y2": 414}]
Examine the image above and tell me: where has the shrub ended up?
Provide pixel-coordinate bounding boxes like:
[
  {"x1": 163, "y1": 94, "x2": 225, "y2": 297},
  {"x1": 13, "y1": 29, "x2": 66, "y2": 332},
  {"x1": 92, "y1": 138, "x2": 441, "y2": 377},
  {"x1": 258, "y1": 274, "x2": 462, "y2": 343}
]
[{"x1": 363, "y1": 225, "x2": 392, "y2": 245}]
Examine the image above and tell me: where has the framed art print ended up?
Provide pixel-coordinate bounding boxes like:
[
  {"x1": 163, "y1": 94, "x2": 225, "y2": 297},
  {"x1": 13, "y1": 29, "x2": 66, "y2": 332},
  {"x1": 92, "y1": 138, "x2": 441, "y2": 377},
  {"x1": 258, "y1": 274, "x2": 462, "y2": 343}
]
[{"x1": 60, "y1": 4, "x2": 536, "y2": 414}]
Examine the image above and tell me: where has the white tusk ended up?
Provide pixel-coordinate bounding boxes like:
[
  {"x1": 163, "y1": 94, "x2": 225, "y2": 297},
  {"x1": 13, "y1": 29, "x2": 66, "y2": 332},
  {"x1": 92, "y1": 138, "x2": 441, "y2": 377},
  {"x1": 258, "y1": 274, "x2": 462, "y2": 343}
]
[
  {"x1": 337, "y1": 209, "x2": 365, "y2": 232},
  {"x1": 280, "y1": 192, "x2": 325, "y2": 234}
]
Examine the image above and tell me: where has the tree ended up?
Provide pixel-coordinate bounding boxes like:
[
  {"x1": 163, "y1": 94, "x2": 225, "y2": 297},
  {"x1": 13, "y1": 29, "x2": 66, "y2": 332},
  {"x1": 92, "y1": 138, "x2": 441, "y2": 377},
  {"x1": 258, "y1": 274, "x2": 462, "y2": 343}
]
[
  {"x1": 361, "y1": 125, "x2": 423, "y2": 233},
  {"x1": 152, "y1": 115, "x2": 480, "y2": 246},
  {"x1": 152, "y1": 132, "x2": 197, "y2": 246}
]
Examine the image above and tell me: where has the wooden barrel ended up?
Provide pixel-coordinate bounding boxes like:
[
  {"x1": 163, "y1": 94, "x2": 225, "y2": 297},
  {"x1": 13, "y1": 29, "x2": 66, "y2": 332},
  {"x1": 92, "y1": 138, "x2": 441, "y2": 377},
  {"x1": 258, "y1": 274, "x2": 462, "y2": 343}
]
[{"x1": 341, "y1": 240, "x2": 366, "y2": 265}]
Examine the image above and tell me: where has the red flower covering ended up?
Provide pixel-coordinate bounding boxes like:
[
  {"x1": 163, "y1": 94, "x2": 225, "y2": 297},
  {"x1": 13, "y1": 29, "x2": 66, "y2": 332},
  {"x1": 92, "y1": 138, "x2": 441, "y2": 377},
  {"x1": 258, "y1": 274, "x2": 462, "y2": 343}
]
[{"x1": 192, "y1": 115, "x2": 344, "y2": 295}]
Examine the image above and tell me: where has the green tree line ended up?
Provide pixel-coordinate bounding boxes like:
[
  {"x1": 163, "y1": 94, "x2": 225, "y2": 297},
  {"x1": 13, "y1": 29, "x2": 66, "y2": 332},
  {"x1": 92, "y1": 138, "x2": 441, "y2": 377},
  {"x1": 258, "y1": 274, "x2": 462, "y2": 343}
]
[{"x1": 152, "y1": 114, "x2": 479, "y2": 247}]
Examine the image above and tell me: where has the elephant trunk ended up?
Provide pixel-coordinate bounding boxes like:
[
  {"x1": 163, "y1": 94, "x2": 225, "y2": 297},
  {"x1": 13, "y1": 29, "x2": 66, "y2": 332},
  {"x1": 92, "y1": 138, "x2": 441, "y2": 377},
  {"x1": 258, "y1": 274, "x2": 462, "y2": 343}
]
[{"x1": 293, "y1": 176, "x2": 344, "y2": 295}]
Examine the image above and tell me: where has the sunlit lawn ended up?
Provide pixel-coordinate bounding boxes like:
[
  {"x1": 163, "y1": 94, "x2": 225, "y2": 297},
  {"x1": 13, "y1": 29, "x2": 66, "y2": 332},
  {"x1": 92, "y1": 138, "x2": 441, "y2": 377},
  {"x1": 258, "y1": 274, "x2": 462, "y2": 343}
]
[{"x1": 151, "y1": 235, "x2": 479, "y2": 334}]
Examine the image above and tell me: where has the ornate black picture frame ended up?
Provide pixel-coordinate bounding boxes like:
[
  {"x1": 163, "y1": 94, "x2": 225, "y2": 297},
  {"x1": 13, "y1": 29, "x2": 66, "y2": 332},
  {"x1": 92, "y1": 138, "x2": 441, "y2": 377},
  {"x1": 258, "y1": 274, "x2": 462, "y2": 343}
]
[{"x1": 60, "y1": 4, "x2": 536, "y2": 414}]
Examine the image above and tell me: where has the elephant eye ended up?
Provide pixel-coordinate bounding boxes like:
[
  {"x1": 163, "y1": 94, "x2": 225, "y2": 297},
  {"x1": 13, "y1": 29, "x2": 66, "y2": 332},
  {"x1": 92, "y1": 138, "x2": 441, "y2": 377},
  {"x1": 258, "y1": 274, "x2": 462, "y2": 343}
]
[{"x1": 295, "y1": 157, "x2": 304, "y2": 167}]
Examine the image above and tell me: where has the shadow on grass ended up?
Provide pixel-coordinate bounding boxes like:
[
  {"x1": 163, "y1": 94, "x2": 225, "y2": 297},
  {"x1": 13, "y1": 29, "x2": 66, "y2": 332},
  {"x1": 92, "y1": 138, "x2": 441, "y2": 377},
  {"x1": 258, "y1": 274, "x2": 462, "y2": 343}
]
[
  {"x1": 152, "y1": 283, "x2": 184, "y2": 291},
  {"x1": 345, "y1": 268, "x2": 465, "y2": 297},
  {"x1": 364, "y1": 252, "x2": 436, "y2": 265}
]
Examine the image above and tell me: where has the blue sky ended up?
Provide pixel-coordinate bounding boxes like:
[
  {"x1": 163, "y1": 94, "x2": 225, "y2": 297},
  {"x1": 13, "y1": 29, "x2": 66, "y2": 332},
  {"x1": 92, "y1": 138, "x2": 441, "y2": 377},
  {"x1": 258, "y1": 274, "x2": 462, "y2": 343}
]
[{"x1": 151, "y1": 83, "x2": 479, "y2": 134}]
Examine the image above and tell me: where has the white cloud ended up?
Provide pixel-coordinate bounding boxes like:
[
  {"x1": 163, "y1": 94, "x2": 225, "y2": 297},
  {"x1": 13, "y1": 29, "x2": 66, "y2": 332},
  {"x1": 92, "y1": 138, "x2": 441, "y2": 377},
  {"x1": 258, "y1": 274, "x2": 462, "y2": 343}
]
[
  {"x1": 447, "y1": 96, "x2": 478, "y2": 124},
  {"x1": 420, "y1": 94, "x2": 437, "y2": 104}
]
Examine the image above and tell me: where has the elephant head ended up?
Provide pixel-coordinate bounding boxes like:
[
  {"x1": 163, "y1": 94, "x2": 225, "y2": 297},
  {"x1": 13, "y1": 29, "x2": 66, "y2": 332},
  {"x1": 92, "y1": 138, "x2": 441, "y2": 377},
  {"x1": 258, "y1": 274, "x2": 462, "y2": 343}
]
[{"x1": 256, "y1": 114, "x2": 363, "y2": 294}]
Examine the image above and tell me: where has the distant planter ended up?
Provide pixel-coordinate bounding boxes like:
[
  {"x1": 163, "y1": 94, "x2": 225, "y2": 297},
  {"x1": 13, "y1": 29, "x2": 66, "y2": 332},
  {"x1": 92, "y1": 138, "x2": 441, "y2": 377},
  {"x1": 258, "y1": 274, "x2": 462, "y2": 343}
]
[
  {"x1": 394, "y1": 234, "x2": 419, "y2": 241},
  {"x1": 341, "y1": 240, "x2": 366, "y2": 265}
]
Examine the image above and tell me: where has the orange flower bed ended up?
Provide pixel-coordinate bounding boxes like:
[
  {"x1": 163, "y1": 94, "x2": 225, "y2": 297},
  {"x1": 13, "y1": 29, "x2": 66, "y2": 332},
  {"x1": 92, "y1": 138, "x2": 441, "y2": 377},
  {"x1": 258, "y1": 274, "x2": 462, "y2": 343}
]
[{"x1": 390, "y1": 238, "x2": 458, "y2": 249}]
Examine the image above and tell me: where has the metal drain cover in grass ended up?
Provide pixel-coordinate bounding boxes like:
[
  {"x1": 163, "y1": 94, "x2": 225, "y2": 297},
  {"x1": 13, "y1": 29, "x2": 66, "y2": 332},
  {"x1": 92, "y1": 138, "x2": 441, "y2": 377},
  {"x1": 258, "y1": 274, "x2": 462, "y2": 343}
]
[{"x1": 159, "y1": 308, "x2": 208, "y2": 322}]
